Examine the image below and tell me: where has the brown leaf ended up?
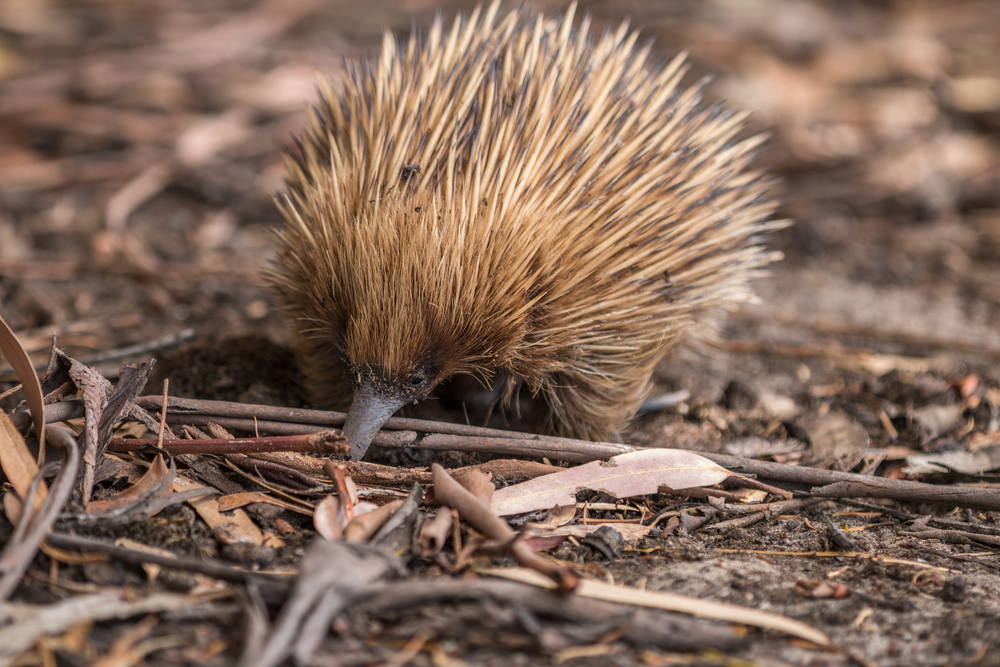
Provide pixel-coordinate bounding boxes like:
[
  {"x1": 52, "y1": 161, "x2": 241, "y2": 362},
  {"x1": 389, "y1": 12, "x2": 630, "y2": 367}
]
[
  {"x1": 52, "y1": 350, "x2": 111, "y2": 503},
  {"x1": 0, "y1": 312, "x2": 45, "y2": 456},
  {"x1": 795, "y1": 410, "x2": 870, "y2": 471},
  {"x1": 490, "y1": 449, "x2": 731, "y2": 517},
  {"x1": 453, "y1": 469, "x2": 495, "y2": 504},
  {"x1": 344, "y1": 499, "x2": 404, "y2": 543},
  {"x1": 0, "y1": 412, "x2": 46, "y2": 515},
  {"x1": 0, "y1": 314, "x2": 47, "y2": 514},
  {"x1": 86, "y1": 454, "x2": 171, "y2": 514},
  {"x1": 218, "y1": 491, "x2": 313, "y2": 516},
  {"x1": 172, "y1": 474, "x2": 264, "y2": 545},
  {"x1": 45, "y1": 350, "x2": 154, "y2": 504}
]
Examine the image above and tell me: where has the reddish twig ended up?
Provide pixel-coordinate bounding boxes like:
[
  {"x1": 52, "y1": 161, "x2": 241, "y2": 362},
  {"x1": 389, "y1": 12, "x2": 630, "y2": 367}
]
[{"x1": 107, "y1": 430, "x2": 348, "y2": 455}]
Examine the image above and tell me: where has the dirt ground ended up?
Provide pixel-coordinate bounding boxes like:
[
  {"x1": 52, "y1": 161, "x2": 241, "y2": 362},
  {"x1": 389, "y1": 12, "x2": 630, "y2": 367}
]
[{"x1": 2, "y1": 1, "x2": 1000, "y2": 666}]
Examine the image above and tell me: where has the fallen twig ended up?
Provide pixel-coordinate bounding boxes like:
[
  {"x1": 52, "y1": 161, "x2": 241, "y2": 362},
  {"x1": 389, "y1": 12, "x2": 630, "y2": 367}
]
[
  {"x1": 355, "y1": 577, "x2": 746, "y2": 652},
  {"x1": 247, "y1": 452, "x2": 562, "y2": 486},
  {"x1": 901, "y1": 529, "x2": 1000, "y2": 547},
  {"x1": 0, "y1": 428, "x2": 79, "y2": 602},
  {"x1": 420, "y1": 433, "x2": 632, "y2": 462},
  {"x1": 430, "y1": 464, "x2": 578, "y2": 593},
  {"x1": 44, "y1": 531, "x2": 291, "y2": 594},
  {"x1": 242, "y1": 539, "x2": 396, "y2": 667},
  {"x1": 107, "y1": 430, "x2": 348, "y2": 455},
  {"x1": 485, "y1": 567, "x2": 830, "y2": 646},
  {"x1": 56, "y1": 396, "x2": 1000, "y2": 511},
  {"x1": 697, "y1": 453, "x2": 1000, "y2": 511},
  {"x1": 134, "y1": 396, "x2": 604, "y2": 444},
  {"x1": 703, "y1": 499, "x2": 821, "y2": 532}
]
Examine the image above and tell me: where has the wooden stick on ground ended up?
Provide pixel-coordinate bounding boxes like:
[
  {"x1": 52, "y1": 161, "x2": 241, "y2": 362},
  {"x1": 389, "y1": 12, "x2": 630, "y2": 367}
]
[{"x1": 117, "y1": 397, "x2": 1000, "y2": 511}]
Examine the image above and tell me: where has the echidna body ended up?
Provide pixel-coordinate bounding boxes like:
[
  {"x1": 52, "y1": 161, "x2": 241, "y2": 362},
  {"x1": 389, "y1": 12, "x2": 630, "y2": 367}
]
[{"x1": 266, "y1": 2, "x2": 784, "y2": 460}]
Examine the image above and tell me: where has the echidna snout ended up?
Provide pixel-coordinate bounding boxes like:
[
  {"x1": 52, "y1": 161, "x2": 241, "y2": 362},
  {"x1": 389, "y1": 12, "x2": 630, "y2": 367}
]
[{"x1": 341, "y1": 362, "x2": 439, "y2": 460}]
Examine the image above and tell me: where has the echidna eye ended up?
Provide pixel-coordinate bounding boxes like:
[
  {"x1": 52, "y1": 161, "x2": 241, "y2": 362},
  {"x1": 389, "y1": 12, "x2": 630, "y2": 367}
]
[{"x1": 408, "y1": 373, "x2": 425, "y2": 387}]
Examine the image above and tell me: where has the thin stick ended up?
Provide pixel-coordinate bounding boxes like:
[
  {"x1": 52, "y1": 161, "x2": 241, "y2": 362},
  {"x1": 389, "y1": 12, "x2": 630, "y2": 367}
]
[
  {"x1": 134, "y1": 395, "x2": 592, "y2": 443},
  {"x1": 107, "y1": 431, "x2": 348, "y2": 455},
  {"x1": 431, "y1": 464, "x2": 578, "y2": 593},
  {"x1": 156, "y1": 380, "x2": 169, "y2": 450}
]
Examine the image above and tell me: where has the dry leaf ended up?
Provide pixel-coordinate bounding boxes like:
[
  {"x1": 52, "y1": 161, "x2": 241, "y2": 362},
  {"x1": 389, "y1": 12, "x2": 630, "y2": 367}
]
[
  {"x1": 532, "y1": 505, "x2": 578, "y2": 530},
  {"x1": 344, "y1": 499, "x2": 404, "y2": 543},
  {"x1": 416, "y1": 508, "x2": 453, "y2": 557},
  {"x1": 314, "y1": 494, "x2": 379, "y2": 541},
  {"x1": 0, "y1": 412, "x2": 45, "y2": 516},
  {"x1": 483, "y1": 567, "x2": 830, "y2": 646},
  {"x1": 172, "y1": 474, "x2": 264, "y2": 545},
  {"x1": 795, "y1": 410, "x2": 870, "y2": 471},
  {"x1": 218, "y1": 491, "x2": 312, "y2": 516},
  {"x1": 491, "y1": 449, "x2": 731, "y2": 517},
  {"x1": 47, "y1": 350, "x2": 153, "y2": 505},
  {"x1": 903, "y1": 445, "x2": 1000, "y2": 475},
  {"x1": 911, "y1": 403, "x2": 964, "y2": 442},
  {"x1": 87, "y1": 454, "x2": 171, "y2": 514},
  {"x1": 0, "y1": 311, "x2": 45, "y2": 455},
  {"x1": 313, "y1": 495, "x2": 343, "y2": 541},
  {"x1": 0, "y1": 313, "x2": 47, "y2": 515}
]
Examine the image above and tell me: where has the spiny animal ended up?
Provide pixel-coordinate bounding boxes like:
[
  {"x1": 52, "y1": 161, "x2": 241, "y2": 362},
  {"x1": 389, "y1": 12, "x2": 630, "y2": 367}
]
[{"x1": 265, "y1": 2, "x2": 786, "y2": 461}]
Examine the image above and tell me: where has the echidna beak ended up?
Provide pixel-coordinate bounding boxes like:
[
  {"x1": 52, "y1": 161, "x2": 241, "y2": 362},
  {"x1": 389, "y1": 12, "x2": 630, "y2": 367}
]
[{"x1": 342, "y1": 385, "x2": 411, "y2": 461}]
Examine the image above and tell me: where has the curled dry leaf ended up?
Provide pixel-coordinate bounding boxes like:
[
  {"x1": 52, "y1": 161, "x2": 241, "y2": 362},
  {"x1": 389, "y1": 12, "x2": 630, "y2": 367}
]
[
  {"x1": 491, "y1": 449, "x2": 732, "y2": 517},
  {"x1": 0, "y1": 312, "x2": 45, "y2": 456},
  {"x1": 314, "y1": 494, "x2": 378, "y2": 542},
  {"x1": 53, "y1": 351, "x2": 155, "y2": 504},
  {"x1": 417, "y1": 508, "x2": 454, "y2": 557},
  {"x1": 0, "y1": 313, "x2": 46, "y2": 509},
  {"x1": 453, "y1": 469, "x2": 495, "y2": 503},
  {"x1": 344, "y1": 499, "x2": 404, "y2": 543},
  {"x1": 86, "y1": 454, "x2": 172, "y2": 514},
  {"x1": 314, "y1": 495, "x2": 342, "y2": 541},
  {"x1": 0, "y1": 413, "x2": 45, "y2": 517}
]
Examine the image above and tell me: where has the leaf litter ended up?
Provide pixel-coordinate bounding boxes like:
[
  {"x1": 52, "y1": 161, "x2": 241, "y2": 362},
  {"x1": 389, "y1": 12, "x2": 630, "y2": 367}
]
[
  {"x1": 3, "y1": 326, "x2": 1000, "y2": 665},
  {"x1": 3, "y1": 1, "x2": 1000, "y2": 664},
  {"x1": 491, "y1": 449, "x2": 733, "y2": 516}
]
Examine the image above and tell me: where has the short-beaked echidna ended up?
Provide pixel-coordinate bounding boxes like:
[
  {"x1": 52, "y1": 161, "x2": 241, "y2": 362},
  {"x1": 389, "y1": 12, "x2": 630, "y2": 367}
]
[{"x1": 265, "y1": 2, "x2": 785, "y2": 460}]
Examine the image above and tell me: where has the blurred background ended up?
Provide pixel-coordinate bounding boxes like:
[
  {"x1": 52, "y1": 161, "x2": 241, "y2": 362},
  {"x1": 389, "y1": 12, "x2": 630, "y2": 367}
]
[{"x1": 0, "y1": 0, "x2": 998, "y2": 438}]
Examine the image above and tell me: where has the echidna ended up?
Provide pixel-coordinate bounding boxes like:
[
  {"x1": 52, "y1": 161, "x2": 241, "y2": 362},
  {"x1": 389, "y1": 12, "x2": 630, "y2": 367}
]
[{"x1": 266, "y1": 2, "x2": 785, "y2": 461}]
